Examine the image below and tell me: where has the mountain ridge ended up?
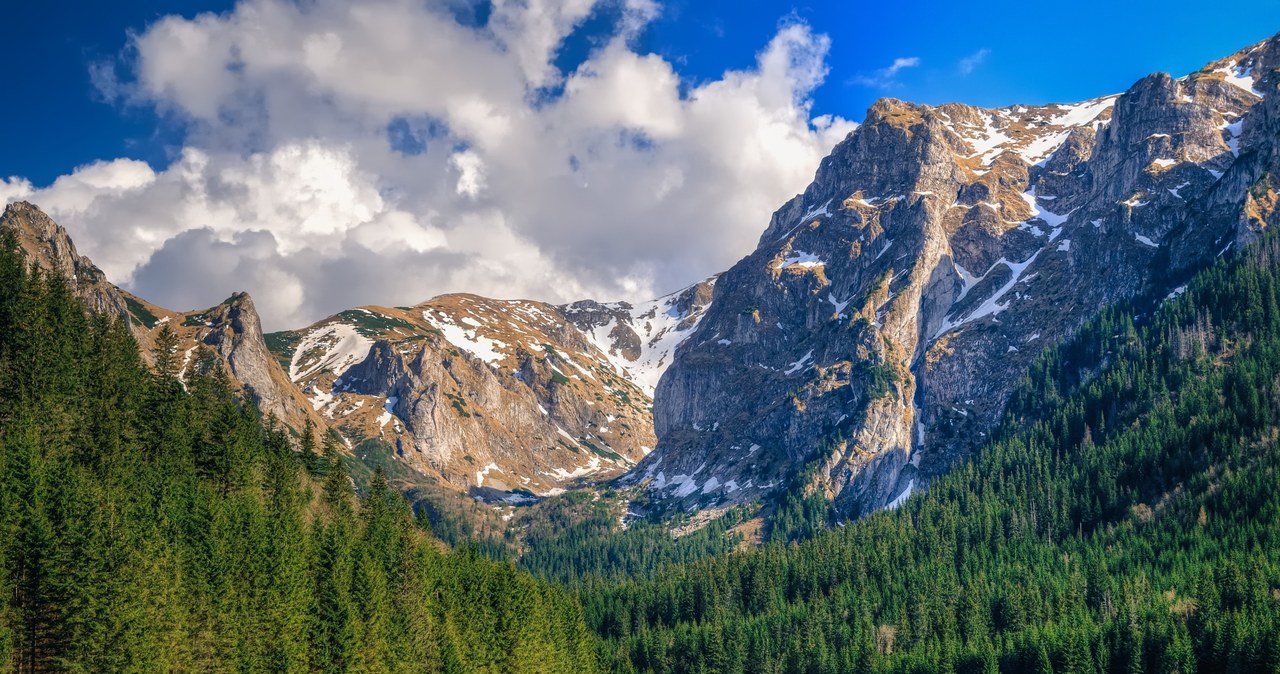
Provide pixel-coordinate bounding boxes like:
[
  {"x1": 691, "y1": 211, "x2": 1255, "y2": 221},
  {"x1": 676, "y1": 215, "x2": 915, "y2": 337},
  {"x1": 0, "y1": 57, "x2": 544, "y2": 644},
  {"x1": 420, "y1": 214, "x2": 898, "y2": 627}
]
[
  {"x1": 5, "y1": 32, "x2": 1280, "y2": 528},
  {"x1": 0, "y1": 198, "x2": 714, "y2": 505},
  {"x1": 632, "y1": 32, "x2": 1280, "y2": 517}
]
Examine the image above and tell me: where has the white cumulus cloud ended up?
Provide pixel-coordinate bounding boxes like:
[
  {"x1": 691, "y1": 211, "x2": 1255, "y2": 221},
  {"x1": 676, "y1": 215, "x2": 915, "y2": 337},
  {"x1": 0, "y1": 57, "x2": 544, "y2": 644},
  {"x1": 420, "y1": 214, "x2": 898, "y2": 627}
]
[
  {"x1": 3, "y1": 0, "x2": 856, "y2": 331},
  {"x1": 958, "y1": 48, "x2": 990, "y2": 75}
]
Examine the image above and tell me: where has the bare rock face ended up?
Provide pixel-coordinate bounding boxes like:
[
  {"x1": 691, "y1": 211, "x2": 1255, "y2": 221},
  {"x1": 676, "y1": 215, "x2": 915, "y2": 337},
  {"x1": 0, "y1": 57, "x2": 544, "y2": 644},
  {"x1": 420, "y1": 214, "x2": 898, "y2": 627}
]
[
  {"x1": 193, "y1": 293, "x2": 320, "y2": 429},
  {"x1": 635, "y1": 35, "x2": 1280, "y2": 517},
  {"x1": 1, "y1": 198, "x2": 715, "y2": 503},
  {"x1": 0, "y1": 201, "x2": 134, "y2": 330},
  {"x1": 10, "y1": 35, "x2": 1279, "y2": 523}
]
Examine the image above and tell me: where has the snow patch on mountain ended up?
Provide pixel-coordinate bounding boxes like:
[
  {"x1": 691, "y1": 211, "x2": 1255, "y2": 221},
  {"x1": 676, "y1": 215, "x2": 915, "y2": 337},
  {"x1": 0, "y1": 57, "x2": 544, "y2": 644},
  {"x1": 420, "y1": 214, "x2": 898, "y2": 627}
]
[
  {"x1": 475, "y1": 462, "x2": 501, "y2": 487},
  {"x1": 952, "y1": 96, "x2": 1117, "y2": 172},
  {"x1": 290, "y1": 323, "x2": 374, "y2": 381},
  {"x1": 575, "y1": 282, "x2": 714, "y2": 396},
  {"x1": 1217, "y1": 62, "x2": 1263, "y2": 98},
  {"x1": 886, "y1": 480, "x2": 916, "y2": 509},
  {"x1": 422, "y1": 309, "x2": 508, "y2": 364},
  {"x1": 936, "y1": 252, "x2": 1042, "y2": 337},
  {"x1": 781, "y1": 251, "x2": 824, "y2": 269}
]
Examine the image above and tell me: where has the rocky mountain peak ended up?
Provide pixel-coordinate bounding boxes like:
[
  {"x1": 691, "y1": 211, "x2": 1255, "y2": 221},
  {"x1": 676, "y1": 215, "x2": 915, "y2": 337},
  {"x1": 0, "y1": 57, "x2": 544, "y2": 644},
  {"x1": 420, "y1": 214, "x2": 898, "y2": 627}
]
[
  {"x1": 194, "y1": 291, "x2": 311, "y2": 424},
  {"x1": 266, "y1": 293, "x2": 672, "y2": 501},
  {"x1": 2, "y1": 201, "x2": 80, "y2": 270},
  {"x1": 8, "y1": 33, "x2": 1280, "y2": 530},
  {"x1": 0, "y1": 201, "x2": 319, "y2": 433},
  {"x1": 632, "y1": 33, "x2": 1280, "y2": 517}
]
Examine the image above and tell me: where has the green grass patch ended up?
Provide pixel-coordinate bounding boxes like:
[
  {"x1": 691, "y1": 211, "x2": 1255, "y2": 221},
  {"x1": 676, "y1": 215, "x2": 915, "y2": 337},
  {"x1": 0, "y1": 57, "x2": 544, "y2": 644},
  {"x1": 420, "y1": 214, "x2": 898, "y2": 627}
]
[
  {"x1": 339, "y1": 435, "x2": 421, "y2": 492},
  {"x1": 264, "y1": 331, "x2": 302, "y2": 370},
  {"x1": 579, "y1": 438, "x2": 623, "y2": 462},
  {"x1": 123, "y1": 296, "x2": 159, "y2": 329},
  {"x1": 337, "y1": 309, "x2": 415, "y2": 337},
  {"x1": 182, "y1": 314, "x2": 208, "y2": 327},
  {"x1": 445, "y1": 392, "x2": 472, "y2": 418}
]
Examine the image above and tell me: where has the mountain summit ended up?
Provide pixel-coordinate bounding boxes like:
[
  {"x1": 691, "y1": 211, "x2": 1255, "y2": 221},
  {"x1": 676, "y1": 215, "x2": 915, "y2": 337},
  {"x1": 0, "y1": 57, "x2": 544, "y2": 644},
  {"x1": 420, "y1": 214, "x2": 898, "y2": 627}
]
[
  {"x1": 0, "y1": 201, "x2": 321, "y2": 432},
  {"x1": 630, "y1": 35, "x2": 1280, "y2": 516}
]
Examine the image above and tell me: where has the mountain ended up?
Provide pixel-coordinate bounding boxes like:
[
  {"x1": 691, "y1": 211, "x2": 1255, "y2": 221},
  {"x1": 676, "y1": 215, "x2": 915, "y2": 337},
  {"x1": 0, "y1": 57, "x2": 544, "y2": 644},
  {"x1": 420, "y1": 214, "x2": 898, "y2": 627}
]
[
  {"x1": 632, "y1": 36, "x2": 1280, "y2": 516},
  {"x1": 0, "y1": 199, "x2": 717, "y2": 509},
  {"x1": 124, "y1": 290, "x2": 324, "y2": 431},
  {"x1": 561, "y1": 278, "x2": 716, "y2": 397},
  {"x1": 584, "y1": 212, "x2": 1280, "y2": 674},
  {"x1": 0, "y1": 201, "x2": 135, "y2": 329},
  {"x1": 8, "y1": 35, "x2": 1280, "y2": 529},
  {"x1": 262, "y1": 280, "x2": 714, "y2": 500},
  {"x1": 0, "y1": 201, "x2": 322, "y2": 433},
  {"x1": 0, "y1": 235, "x2": 601, "y2": 673},
  {"x1": 266, "y1": 296, "x2": 644, "y2": 498}
]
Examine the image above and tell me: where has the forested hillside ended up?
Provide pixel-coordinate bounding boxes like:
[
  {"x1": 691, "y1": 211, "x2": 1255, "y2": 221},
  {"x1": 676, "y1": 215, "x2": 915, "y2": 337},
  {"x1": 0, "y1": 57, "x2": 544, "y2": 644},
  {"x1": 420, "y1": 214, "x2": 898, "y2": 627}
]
[
  {"x1": 575, "y1": 233, "x2": 1280, "y2": 672},
  {"x1": 0, "y1": 231, "x2": 599, "y2": 673}
]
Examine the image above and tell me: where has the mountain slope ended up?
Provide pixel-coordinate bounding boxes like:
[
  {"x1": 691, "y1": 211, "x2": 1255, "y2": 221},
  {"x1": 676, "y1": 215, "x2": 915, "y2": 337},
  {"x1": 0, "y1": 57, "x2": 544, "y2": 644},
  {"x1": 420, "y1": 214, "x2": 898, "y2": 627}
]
[
  {"x1": 0, "y1": 233, "x2": 602, "y2": 673},
  {"x1": 634, "y1": 34, "x2": 1280, "y2": 516},
  {"x1": 264, "y1": 283, "x2": 714, "y2": 500},
  {"x1": 267, "y1": 295, "x2": 651, "y2": 497},
  {"x1": 0, "y1": 201, "x2": 322, "y2": 434},
  {"x1": 0, "y1": 200, "x2": 715, "y2": 505},
  {"x1": 585, "y1": 204, "x2": 1280, "y2": 674},
  {"x1": 0, "y1": 201, "x2": 135, "y2": 331},
  {"x1": 561, "y1": 277, "x2": 716, "y2": 397}
]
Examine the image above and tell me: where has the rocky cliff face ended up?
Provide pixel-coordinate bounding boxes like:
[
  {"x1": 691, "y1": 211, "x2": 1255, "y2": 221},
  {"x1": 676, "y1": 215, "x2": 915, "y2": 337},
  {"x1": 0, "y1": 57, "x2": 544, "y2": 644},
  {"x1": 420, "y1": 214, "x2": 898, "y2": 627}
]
[
  {"x1": 1, "y1": 197, "x2": 712, "y2": 504},
  {"x1": 267, "y1": 289, "x2": 710, "y2": 499},
  {"x1": 635, "y1": 36, "x2": 1280, "y2": 517},
  {"x1": 11, "y1": 34, "x2": 1279, "y2": 524},
  {"x1": 181, "y1": 293, "x2": 322, "y2": 429}
]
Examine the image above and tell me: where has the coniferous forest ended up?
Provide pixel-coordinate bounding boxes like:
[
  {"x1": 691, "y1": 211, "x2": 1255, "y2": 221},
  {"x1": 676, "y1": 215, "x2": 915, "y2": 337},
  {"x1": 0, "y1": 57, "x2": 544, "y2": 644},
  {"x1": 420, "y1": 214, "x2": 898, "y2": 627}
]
[
  {"x1": 0, "y1": 232, "x2": 599, "y2": 672},
  {"x1": 3, "y1": 225, "x2": 1280, "y2": 673}
]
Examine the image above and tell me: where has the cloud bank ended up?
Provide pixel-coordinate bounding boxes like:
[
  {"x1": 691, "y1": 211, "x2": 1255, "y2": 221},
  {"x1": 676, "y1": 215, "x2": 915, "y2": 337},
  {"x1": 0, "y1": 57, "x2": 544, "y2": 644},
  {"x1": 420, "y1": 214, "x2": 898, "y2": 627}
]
[{"x1": 2, "y1": 0, "x2": 854, "y2": 330}]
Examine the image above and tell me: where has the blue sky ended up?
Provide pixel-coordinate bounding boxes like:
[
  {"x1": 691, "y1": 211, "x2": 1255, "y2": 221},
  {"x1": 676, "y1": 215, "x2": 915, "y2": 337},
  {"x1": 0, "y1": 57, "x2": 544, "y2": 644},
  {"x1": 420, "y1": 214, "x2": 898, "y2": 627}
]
[
  {"x1": 5, "y1": 0, "x2": 1278, "y2": 186},
  {"x1": 1, "y1": 0, "x2": 1277, "y2": 329}
]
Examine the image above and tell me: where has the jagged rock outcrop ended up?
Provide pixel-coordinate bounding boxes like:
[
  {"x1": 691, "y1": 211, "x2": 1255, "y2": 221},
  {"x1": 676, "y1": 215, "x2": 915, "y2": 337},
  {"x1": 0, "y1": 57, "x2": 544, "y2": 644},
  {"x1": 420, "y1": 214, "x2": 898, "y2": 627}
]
[
  {"x1": 13, "y1": 35, "x2": 1278, "y2": 522},
  {"x1": 560, "y1": 278, "x2": 716, "y2": 396},
  {"x1": 633, "y1": 35, "x2": 1280, "y2": 517},
  {"x1": 0, "y1": 201, "x2": 135, "y2": 330},
  {"x1": 1, "y1": 198, "x2": 713, "y2": 503},
  {"x1": 189, "y1": 292, "x2": 320, "y2": 428}
]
